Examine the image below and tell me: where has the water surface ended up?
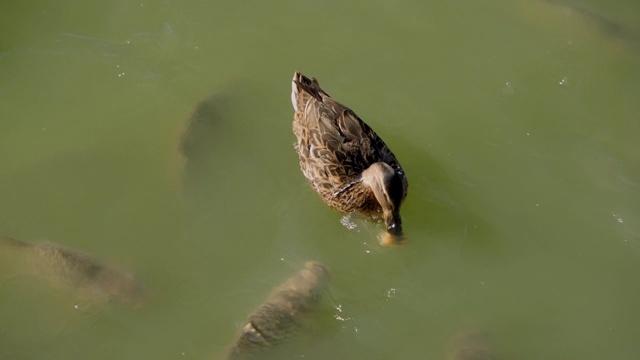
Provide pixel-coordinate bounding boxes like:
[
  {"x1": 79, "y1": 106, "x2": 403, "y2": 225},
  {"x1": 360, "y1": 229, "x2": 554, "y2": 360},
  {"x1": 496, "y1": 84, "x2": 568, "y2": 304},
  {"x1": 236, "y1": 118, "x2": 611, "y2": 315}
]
[{"x1": 1, "y1": 0, "x2": 639, "y2": 359}]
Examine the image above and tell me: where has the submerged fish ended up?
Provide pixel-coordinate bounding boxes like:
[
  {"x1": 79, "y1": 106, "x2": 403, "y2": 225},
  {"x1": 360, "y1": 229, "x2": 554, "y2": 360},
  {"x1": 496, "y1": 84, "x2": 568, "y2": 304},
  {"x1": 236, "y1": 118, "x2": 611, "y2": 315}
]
[
  {"x1": 546, "y1": 0, "x2": 640, "y2": 46},
  {"x1": 0, "y1": 235, "x2": 147, "y2": 307},
  {"x1": 447, "y1": 327, "x2": 497, "y2": 360},
  {"x1": 226, "y1": 261, "x2": 331, "y2": 360},
  {"x1": 168, "y1": 92, "x2": 236, "y2": 206},
  {"x1": 168, "y1": 93, "x2": 226, "y2": 194},
  {"x1": 179, "y1": 93, "x2": 229, "y2": 164}
]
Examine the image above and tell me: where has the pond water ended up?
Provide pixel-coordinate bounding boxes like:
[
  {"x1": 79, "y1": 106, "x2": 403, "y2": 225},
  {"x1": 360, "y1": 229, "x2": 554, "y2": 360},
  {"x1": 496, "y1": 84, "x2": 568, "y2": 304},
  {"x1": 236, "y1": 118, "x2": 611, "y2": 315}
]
[{"x1": 1, "y1": 0, "x2": 639, "y2": 359}]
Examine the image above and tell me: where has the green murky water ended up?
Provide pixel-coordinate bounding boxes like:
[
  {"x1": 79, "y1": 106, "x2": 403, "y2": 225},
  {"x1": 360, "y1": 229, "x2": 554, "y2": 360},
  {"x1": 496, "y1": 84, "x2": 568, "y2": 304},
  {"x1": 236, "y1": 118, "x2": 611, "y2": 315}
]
[{"x1": 1, "y1": 0, "x2": 639, "y2": 359}]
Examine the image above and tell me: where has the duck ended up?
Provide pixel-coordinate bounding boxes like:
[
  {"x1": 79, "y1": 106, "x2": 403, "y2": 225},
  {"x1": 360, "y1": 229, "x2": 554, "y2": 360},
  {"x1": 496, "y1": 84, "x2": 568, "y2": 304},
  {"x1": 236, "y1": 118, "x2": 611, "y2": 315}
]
[{"x1": 291, "y1": 72, "x2": 408, "y2": 241}]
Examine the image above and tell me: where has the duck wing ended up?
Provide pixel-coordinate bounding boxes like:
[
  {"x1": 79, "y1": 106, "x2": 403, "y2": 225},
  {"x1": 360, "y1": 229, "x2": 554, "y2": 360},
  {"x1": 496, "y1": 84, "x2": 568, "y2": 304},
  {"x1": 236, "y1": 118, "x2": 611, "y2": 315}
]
[{"x1": 293, "y1": 72, "x2": 405, "y2": 185}]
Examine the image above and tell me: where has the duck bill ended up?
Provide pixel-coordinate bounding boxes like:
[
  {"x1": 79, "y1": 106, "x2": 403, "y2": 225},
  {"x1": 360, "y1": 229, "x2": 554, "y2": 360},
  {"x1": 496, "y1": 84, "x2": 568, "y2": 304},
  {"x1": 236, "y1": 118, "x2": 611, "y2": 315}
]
[
  {"x1": 385, "y1": 212, "x2": 403, "y2": 237},
  {"x1": 379, "y1": 214, "x2": 405, "y2": 246}
]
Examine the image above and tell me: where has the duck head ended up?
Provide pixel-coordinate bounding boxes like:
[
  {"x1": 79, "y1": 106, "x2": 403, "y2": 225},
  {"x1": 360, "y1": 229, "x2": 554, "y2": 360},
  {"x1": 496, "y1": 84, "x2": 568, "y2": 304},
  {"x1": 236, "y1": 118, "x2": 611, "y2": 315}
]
[{"x1": 361, "y1": 162, "x2": 405, "y2": 237}]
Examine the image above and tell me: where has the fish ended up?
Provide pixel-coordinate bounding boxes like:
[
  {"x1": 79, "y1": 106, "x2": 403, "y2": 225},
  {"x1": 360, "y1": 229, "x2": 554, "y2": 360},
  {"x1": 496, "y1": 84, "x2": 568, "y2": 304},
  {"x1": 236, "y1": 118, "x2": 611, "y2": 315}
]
[
  {"x1": 167, "y1": 93, "x2": 230, "y2": 200},
  {"x1": 0, "y1": 235, "x2": 147, "y2": 307},
  {"x1": 546, "y1": 0, "x2": 640, "y2": 46},
  {"x1": 447, "y1": 327, "x2": 497, "y2": 360},
  {"x1": 178, "y1": 93, "x2": 229, "y2": 164},
  {"x1": 226, "y1": 261, "x2": 331, "y2": 360}
]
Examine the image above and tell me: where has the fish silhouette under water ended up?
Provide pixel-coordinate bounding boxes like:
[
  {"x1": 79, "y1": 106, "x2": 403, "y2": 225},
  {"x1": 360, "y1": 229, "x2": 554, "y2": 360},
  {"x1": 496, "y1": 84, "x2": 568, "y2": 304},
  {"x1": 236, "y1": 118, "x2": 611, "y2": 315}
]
[
  {"x1": 546, "y1": 0, "x2": 640, "y2": 47},
  {"x1": 0, "y1": 235, "x2": 147, "y2": 307},
  {"x1": 167, "y1": 93, "x2": 229, "y2": 201},
  {"x1": 447, "y1": 327, "x2": 497, "y2": 360},
  {"x1": 226, "y1": 261, "x2": 331, "y2": 360}
]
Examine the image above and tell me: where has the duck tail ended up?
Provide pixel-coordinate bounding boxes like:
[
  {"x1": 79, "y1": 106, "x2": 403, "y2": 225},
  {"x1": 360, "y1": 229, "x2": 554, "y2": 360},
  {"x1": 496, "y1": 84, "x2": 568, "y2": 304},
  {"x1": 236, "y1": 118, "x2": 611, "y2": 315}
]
[{"x1": 291, "y1": 71, "x2": 325, "y2": 112}]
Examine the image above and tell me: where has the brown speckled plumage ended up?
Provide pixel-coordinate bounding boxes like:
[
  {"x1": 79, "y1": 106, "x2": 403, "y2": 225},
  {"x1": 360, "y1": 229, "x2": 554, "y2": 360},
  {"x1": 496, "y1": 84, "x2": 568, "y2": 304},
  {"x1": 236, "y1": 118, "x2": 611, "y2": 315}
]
[{"x1": 291, "y1": 72, "x2": 408, "y2": 237}]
